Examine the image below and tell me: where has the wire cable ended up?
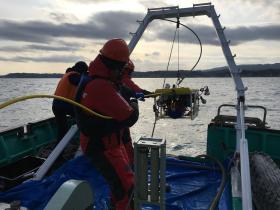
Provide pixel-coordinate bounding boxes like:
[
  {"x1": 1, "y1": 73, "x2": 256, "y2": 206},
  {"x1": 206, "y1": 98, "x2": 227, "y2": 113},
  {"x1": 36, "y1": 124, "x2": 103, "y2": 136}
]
[
  {"x1": 196, "y1": 154, "x2": 227, "y2": 210},
  {"x1": 159, "y1": 18, "x2": 203, "y2": 86},
  {"x1": 151, "y1": 116, "x2": 157, "y2": 137},
  {"x1": 154, "y1": 22, "x2": 180, "y2": 137},
  {"x1": 162, "y1": 26, "x2": 178, "y2": 88},
  {"x1": 176, "y1": 17, "x2": 181, "y2": 81}
]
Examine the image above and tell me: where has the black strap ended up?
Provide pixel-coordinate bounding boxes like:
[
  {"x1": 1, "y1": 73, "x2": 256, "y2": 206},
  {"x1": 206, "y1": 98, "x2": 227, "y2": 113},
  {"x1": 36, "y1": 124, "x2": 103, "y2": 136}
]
[{"x1": 75, "y1": 74, "x2": 91, "y2": 102}]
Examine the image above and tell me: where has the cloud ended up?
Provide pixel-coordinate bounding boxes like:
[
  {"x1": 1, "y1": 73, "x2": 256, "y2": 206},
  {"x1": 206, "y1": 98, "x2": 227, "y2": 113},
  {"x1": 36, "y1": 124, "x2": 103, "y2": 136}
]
[
  {"x1": 227, "y1": 25, "x2": 280, "y2": 45},
  {"x1": 0, "y1": 46, "x2": 25, "y2": 52},
  {"x1": 155, "y1": 23, "x2": 217, "y2": 45},
  {"x1": 27, "y1": 44, "x2": 81, "y2": 51},
  {"x1": 145, "y1": 51, "x2": 160, "y2": 57},
  {"x1": 49, "y1": 12, "x2": 79, "y2": 22},
  {"x1": 243, "y1": 0, "x2": 276, "y2": 4},
  {"x1": 0, "y1": 42, "x2": 84, "y2": 52},
  {"x1": 138, "y1": 0, "x2": 169, "y2": 8},
  {"x1": 234, "y1": 0, "x2": 280, "y2": 18},
  {"x1": 152, "y1": 51, "x2": 160, "y2": 56},
  {"x1": 0, "y1": 55, "x2": 85, "y2": 63},
  {"x1": 0, "y1": 20, "x2": 52, "y2": 43},
  {"x1": 0, "y1": 44, "x2": 82, "y2": 52},
  {"x1": 88, "y1": 11, "x2": 142, "y2": 38},
  {"x1": 0, "y1": 11, "x2": 142, "y2": 43},
  {"x1": 245, "y1": 0, "x2": 280, "y2": 17},
  {"x1": 153, "y1": 23, "x2": 280, "y2": 46}
]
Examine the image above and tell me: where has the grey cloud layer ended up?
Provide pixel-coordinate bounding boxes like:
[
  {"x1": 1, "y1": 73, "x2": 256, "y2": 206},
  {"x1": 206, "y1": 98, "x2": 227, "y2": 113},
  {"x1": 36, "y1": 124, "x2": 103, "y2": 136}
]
[
  {"x1": 0, "y1": 11, "x2": 141, "y2": 43},
  {"x1": 0, "y1": 44, "x2": 82, "y2": 52},
  {"x1": 0, "y1": 55, "x2": 85, "y2": 63},
  {"x1": 157, "y1": 23, "x2": 280, "y2": 46},
  {"x1": 0, "y1": 11, "x2": 279, "y2": 47},
  {"x1": 227, "y1": 25, "x2": 280, "y2": 45}
]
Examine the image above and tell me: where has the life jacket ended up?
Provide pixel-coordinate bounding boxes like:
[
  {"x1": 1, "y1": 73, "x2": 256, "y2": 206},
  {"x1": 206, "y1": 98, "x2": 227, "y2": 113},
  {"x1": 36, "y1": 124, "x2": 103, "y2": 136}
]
[
  {"x1": 75, "y1": 74, "x2": 114, "y2": 136},
  {"x1": 54, "y1": 71, "x2": 80, "y2": 100}
]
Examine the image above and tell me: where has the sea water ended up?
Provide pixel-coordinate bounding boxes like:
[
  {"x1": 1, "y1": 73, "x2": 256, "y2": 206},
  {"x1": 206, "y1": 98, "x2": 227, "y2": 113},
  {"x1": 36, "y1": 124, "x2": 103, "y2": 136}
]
[{"x1": 0, "y1": 77, "x2": 279, "y2": 156}]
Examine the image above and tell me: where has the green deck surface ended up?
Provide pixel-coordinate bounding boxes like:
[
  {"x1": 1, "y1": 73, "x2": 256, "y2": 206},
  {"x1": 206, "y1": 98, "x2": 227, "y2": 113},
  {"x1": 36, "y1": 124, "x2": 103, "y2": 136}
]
[{"x1": 0, "y1": 117, "x2": 78, "y2": 167}]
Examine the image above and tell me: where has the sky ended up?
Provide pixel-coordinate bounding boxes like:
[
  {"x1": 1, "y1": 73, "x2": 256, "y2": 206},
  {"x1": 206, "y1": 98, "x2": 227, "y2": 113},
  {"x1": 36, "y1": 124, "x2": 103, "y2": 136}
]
[{"x1": 0, "y1": 0, "x2": 279, "y2": 75}]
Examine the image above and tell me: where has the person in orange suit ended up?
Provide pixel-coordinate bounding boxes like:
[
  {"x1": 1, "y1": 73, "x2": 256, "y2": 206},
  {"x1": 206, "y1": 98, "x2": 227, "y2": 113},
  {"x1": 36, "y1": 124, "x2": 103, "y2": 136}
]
[{"x1": 52, "y1": 61, "x2": 88, "y2": 141}]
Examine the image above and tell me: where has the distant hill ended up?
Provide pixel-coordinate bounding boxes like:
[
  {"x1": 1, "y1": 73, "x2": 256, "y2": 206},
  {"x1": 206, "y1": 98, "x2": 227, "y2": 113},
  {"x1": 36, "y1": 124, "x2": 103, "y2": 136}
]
[{"x1": 1, "y1": 63, "x2": 280, "y2": 78}]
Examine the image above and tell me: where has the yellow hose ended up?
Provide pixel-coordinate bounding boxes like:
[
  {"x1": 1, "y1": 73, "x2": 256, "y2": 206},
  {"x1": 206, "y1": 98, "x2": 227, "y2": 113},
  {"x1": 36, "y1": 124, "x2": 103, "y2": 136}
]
[
  {"x1": 0, "y1": 94, "x2": 112, "y2": 119},
  {"x1": 144, "y1": 92, "x2": 162, "y2": 98}
]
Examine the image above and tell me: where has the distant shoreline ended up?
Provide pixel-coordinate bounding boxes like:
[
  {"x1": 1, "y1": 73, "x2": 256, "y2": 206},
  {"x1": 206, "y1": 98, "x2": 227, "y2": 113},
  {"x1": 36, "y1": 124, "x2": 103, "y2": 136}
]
[{"x1": 0, "y1": 69, "x2": 280, "y2": 78}]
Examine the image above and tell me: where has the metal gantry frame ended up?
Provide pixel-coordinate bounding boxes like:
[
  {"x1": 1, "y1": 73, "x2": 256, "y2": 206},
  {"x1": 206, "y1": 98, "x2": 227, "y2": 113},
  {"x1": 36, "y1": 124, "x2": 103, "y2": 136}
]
[{"x1": 128, "y1": 3, "x2": 252, "y2": 210}]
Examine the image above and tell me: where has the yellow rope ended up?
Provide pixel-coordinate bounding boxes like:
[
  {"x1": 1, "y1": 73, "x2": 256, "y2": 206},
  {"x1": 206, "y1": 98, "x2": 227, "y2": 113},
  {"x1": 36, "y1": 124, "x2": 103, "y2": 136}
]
[{"x1": 0, "y1": 94, "x2": 112, "y2": 119}]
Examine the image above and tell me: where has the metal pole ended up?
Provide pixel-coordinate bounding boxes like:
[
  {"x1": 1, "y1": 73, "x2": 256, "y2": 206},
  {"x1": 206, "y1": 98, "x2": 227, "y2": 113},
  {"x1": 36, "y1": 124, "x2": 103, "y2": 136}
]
[
  {"x1": 239, "y1": 102, "x2": 253, "y2": 210},
  {"x1": 33, "y1": 125, "x2": 78, "y2": 180}
]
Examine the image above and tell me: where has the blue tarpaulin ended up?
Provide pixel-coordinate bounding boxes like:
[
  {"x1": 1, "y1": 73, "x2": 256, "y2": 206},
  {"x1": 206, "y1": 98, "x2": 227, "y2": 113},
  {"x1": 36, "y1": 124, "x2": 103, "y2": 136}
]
[{"x1": 0, "y1": 156, "x2": 231, "y2": 210}]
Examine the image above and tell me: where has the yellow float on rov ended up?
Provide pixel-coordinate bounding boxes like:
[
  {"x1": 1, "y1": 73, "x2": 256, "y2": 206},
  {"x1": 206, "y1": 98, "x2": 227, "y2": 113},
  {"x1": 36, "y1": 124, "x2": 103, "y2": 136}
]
[{"x1": 153, "y1": 87, "x2": 200, "y2": 120}]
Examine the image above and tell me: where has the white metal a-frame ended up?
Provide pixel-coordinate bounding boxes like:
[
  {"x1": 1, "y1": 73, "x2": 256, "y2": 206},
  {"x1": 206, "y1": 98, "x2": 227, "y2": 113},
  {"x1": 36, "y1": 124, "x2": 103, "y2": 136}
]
[{"x1": 128, "y1": 3, "x2": 252, "y2": 210}]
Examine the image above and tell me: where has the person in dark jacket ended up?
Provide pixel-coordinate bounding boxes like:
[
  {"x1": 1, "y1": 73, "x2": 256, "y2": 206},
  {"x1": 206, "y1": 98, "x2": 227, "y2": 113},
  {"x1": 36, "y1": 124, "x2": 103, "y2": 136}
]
[
  {"x1": 52, "y1": 61, "x2": 88, "y2": 141},
  {"x1": 75, "y1": 39, "x2": 138, "y2": 210},
  {"x1": 121, "y1": 59, "x2": 151, "y2": 166},
  {"x1": 121, "y1": 59, "x2": 151, "y2": 96}
]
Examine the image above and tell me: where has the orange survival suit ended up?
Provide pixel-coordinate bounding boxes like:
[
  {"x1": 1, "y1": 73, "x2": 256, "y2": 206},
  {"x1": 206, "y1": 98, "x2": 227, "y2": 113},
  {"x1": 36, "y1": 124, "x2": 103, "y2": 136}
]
[{"x1": 52, "y1": 61, "x2": 88, "y2": 141}]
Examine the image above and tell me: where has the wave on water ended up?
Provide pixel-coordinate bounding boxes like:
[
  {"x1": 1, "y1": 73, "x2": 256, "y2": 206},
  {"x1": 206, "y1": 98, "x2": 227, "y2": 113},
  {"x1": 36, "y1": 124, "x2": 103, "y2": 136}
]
[{"x1": 171, "y1": 144, "x2": 185, "y2": 151}]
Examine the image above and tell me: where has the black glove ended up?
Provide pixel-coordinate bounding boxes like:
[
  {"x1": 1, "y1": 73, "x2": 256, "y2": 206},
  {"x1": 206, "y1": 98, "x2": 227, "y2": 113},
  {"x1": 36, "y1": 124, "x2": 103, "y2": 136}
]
[
  {"x1": 120, "y1": 85, "x2": 136, "y2": 102},
  {"x1": 120, "y1": 98, "x2": 138, "y2": 128},
  {"x1": 129, "y1": 98, "x2": 139, "y2": 118}
]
